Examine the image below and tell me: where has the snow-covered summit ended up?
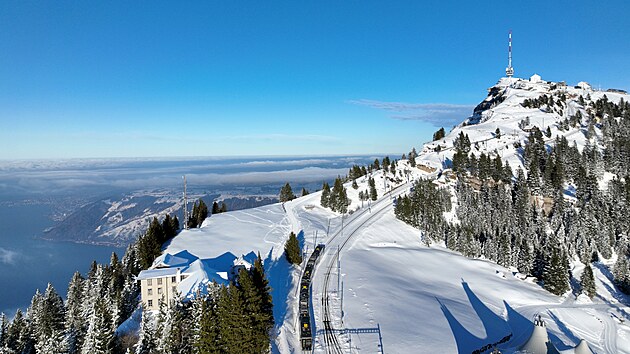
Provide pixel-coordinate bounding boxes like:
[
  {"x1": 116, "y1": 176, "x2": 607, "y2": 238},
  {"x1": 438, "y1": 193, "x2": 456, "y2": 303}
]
[{"x1": 417, "y1": 76, "x2": 629, "y2": 175}]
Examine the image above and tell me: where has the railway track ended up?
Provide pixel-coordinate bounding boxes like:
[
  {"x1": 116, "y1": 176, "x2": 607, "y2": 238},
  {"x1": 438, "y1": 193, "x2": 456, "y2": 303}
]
[{"x1": 318, "y1": 182, "x2": 409, "y2": 353}]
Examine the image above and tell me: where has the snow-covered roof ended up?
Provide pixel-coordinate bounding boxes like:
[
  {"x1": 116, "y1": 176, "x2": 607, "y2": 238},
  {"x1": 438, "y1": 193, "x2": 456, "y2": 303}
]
[
  {"x1": 530, "y1": 74, "x2": 542, "y2": 83},
  {"x1": 151, "y1": 250, "x2": 198, "y2": 269},
  {"x1": 136, "y1": 266, "x2": 188, "y2": 280},
  {"x1": 233, "y1": 256, "x2": 253, "y2": 269},
  {"x1": 577, "y1": 81, "x2": 591, "y2": 89}
]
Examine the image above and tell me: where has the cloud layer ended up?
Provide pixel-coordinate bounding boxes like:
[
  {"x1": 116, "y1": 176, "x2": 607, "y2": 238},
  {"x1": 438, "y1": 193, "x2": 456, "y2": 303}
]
[
  {"x1": 0, "y1": 248, "x2": 18, "y2": 265},
  {"x1": 348, "y1": 99, "x2": 474, "y2": 127}
]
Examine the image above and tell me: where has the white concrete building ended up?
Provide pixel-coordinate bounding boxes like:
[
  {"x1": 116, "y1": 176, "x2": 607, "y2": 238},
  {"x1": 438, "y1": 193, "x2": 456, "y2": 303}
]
[
  {"x1": 137, "y1": 249, "x2": 256, "y2": 311},
  {"x1": 137, "y1": 266, "x2": 191, "y2": 311}
]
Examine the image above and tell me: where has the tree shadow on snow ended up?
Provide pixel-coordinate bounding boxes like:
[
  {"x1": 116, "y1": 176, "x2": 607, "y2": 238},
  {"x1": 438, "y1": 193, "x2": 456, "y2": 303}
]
[
  {"x1": 268, "y1": 232, "x2": 304, "y2": 354},
  {"x1": 593, "y1": 262, "x2": 630, "y2": 306},
  {"x1": 439, "y1": 280, "x2": 572, "y2": 353},
  {"x1": 438, "y1": 280, "x2": 511, "y2": 354}
]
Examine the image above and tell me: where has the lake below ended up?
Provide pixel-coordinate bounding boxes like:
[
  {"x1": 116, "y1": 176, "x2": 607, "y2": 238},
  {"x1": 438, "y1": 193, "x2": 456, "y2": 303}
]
[{"x1": 0, "y1": 202, "x2": 123, "y2": 317}]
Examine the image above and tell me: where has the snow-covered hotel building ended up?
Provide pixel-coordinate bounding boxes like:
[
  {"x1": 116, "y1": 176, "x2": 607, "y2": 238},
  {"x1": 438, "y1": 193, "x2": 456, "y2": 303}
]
[{"x1": 137, "y1": 249, "x2": 255, "y2": 311}]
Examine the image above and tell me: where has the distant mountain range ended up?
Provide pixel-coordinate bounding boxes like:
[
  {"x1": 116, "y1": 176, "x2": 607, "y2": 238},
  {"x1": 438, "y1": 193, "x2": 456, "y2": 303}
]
[{"x1": 43, "y1": 190, "x2": 277, "y2": 246}]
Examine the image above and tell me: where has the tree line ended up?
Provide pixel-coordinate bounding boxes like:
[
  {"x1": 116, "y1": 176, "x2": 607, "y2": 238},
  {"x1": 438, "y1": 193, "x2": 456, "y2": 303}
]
[{"x1": 396, "y1": 93, "x2": 630, "y2": 297}]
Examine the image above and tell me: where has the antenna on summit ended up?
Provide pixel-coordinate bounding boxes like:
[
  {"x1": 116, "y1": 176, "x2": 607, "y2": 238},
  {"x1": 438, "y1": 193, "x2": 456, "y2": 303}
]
[{"x1": 506, "y1": 30, "x2": 514, "y2": 77}]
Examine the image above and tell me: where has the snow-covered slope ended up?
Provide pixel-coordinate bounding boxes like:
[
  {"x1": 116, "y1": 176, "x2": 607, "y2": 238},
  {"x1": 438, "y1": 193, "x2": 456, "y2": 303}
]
[
  {"x1": 145, "y1": 76, "x2": 630, "y2": 353},
  {"x1": 417, "y1": 76, "x2": 630, "y2": 175}
]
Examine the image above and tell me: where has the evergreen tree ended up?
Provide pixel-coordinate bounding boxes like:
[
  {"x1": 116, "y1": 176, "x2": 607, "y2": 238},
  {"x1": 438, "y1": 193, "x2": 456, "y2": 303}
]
[
  {"x1": 279, "y1": 183, "x2": 296, "y2": 202},
  {"x1": 41, "y1": 283, "x2": 65, "y2": 337},
  {"x1": 369, "y1": 177, "x2": 378, "y2": 201},
  {"x1": 81, "y1": 298, "x2": 114, "y2": 354},
  {"x1": 135, "y1": 311, "x2": 157, "y2": 354},
  {"x1": 329, "y1": 177, "x2": 350, "y2": 213},
  {"x1": 66, "y1": 272, "x2": 86, "y2": 354},
  {"x1": 580, "y1": 263, "x2": 597, "y2": 298},
  {"x1": 196, "y1": 199, "x2": 209, "y2": 226},
  {"x1": 194, "y1": 295, "x2": 220, "y2": 354},
  {"x1": 170, "y1": 215, "x2": 180, "y2": 235},
  {"x1": 351, "y1": 179, "x2": 358, "y2": 189},
  {"x1": 216, "y1": 285, "x2": 250, "y2": 353},
  {"x1": 543, "y1": 245, "x2": 570, "y2": 296},
  {"x1": 373, "y1": 158, "x2": 380, "y2": 170},
  {"x1": 0, "y1": 313, "x2": 7, "y2": 350},
  {"x1": 6, "y1": 309, "x2": 33, "y2": 354},
  {"x1": 301, "y1": 187, "x2": 309, "y2": 197},
  {"x1": 220, "y1": 202, "x2": 227, "y2": 213},
  {"x1": 212, "y1": 201, "x2": 220, "y2": 215},
  {"x1": 162, "y1": 300, "x2": 193, "y2": 354},
  {"x1": 433, "y1": 127, "x2": 446, "y2": 141},
  {"x1": 320, "y1": 182, "x2": 331, "y2": 208},
  {"x1": 251, "y1": 254, "x2": 273, "y2": 352},
  {"x1": 284, "y1": 232, "x2": 302, "y2": 265}
]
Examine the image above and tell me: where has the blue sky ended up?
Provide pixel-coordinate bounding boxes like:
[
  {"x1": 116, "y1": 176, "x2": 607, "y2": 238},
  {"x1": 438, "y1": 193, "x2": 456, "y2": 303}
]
[{"x1": 1, "y1": 1, "x2": 629, "y2": 159}]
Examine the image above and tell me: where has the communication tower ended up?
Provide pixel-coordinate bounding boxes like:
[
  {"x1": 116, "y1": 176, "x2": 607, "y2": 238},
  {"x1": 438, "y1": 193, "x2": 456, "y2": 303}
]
[
  {"x1": 505, "y1": 30, "x2": 514, "y2": 77},
  {"x1": 183, "y1": 175, "x2": 189, "y2": 229}
]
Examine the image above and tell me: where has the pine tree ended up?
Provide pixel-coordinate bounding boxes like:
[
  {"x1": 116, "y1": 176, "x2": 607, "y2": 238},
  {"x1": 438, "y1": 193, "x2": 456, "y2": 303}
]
[
  {"x1": 194, "y1": 295, "x2": 220, "y2": 354},
  {"x1": 212, "y1": 201, "x2": 220, "y2": 215},
  {"x1": 66, "y1": 272, "x2": 86, "y2": 354},
  {"x1": 6, "y1": 309, "x2": 33, "y2": 354},
  {"x1": 320, "y1": 182, "x2": 331, "y2": 208},
  {"x1": 217, "y1": 285, "x2": 250, "y2": 353},
  {"x1": 135, "y1": 311, "x2": 157, "y2": 354},
  {"x1": 196, "y1": 199, "x2": 209, "y2": 226},
  {"x1": 433, "y1": 127, "x2": 446, "y2": 141},
  {"x1": 0, "y1": 313, "x2": 7, "y2": 349},
  {"x1": 351, "y1": 179, "x2": 358, "y2": 189},
  {"x1": 163, "y1": 301, "x2": 193, "y2": 354},
  {"x1": 580, "y1": 263, "x2": 597, "y2": 298},
  {"x1": 369, "y1": 177, "x2": 378, "y2": 201},
  {"x1": 251, "y1": 254, "x2": 273, "y2": 352},
  {"x1": 284, "y1": 232, "x2": 302, "y2": 265},
  {"x1": 279, "y1": 183, "x2": 296, "y2": 202},
  {"x1": 301, "y1": 187, "x2": 309, "y2": 197},
  {"x1": 543, "y1": 245, "x2": 570, "y2": 296},
  {"x1": 329, "y1": 177, "x2": 350, "y2": 213},
  {"x1": 81, "y1": 298, "x2": 113, "y2": 354}
]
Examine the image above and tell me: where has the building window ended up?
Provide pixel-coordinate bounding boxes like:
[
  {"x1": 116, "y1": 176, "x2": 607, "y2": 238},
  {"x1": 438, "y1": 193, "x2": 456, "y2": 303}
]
[
  {"x1": 147, "y1": 279, "x2": 152, "y2": 286},
  {"x1": 147, "y1": 288, "x2": 153, "y2": 296},
  {"x1": 157, "y1": 278, "x2": 163, "y2": 285},
  {"x1": 148, "y1": 300, "x2": 153, "y2": 307},
  {"x1": 181, "y1": 275, "x2": 187, "y2": 281},
  {"x1": 171, "y1": 276, "x2": 176, "y2": 282},
  {"x1": 157, "y1": 288, "x2": 162, "y2": 295}
]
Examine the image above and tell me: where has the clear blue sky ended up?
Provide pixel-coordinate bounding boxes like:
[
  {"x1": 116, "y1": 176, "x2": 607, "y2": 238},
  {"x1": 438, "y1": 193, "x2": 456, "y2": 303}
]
[{"x1": 1, "y1": 1, "x2": 629, "y2": 159}]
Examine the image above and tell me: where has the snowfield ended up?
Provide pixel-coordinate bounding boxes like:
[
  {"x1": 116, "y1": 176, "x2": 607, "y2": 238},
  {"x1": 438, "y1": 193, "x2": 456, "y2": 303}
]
[{"x1": 146, "y1": 76, "x2": 630, "y2": 353}]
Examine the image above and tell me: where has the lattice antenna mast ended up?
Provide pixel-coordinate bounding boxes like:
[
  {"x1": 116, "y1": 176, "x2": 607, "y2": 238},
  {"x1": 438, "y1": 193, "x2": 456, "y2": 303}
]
[
  {"x1": 506, "y1": 30, "x2": 514, "y2": 77},
  {"x1": 183, "y1": 175, "x2": 189, "y2": 229}
]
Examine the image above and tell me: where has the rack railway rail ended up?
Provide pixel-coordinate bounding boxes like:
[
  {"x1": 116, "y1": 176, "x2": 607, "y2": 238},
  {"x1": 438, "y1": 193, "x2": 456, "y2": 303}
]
[{"x1": 316, "y1": 182, "x2": 411, "y2": 353}]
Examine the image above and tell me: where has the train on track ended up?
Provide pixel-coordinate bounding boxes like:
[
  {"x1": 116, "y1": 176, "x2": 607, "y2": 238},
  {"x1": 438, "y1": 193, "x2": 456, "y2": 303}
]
[{"x1": 299, "y1": 243, "x2": 325, "y2": 351}]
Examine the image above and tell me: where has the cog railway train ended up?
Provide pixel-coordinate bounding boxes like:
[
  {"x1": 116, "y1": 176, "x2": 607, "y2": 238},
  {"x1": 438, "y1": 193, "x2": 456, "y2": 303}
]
[{"x1": 299, "y1": 244, "x2": 325, "y2": 351}]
